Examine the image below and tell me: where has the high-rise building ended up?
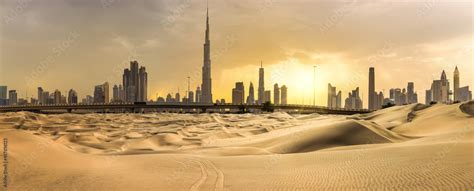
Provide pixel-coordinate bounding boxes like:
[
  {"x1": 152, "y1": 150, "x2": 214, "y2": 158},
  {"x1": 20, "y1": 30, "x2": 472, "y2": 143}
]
[
  {"x1": 327, "y1": 83, "x2": 342, "y2": 108},
  {"x1": 454, "y1": 66, "x2": 460, "y2": 101},
  {"x1": 368, "y1": 67, "x2": 376, "y2": 110},
  {"x1": 188, "y1": 91, "x2": 194, "y2": 103},
  {"x1": 407, "y1": 82, "x2": 415, "y2": 104},
  {"x1": 103, "y1": 82, "x2": 109, "y2": 103},
  {"x1": 452, "y1": 66, "x2": 471, "y2": 102},
  {"x1": 264, "y1": 90, "x2": 271, "y2": 103},
  {"x1": 195, "y1": 86, "x2": 201, "y2": 103},
  {"x1": 274, "y1": 83, "x2": 280, "y2": 105},
  {"x1": 246, "y1": 82, "x2": 255, "y2": 104},
  {"x1": 37, "y1": 87, "x2": 43, "y2": 104},
  {"x1": 258, "y1": 62, "x2": 265, "y2": 105},
  {"x1": 175, "y1": 92, "x2": 181, "y2": 103},
  {"x1": 426, "y1": 70, "x2": 450, "y2": 104},
  {"x1": 281, "y1": 85, "x2": 288, "y2": 105},
  {"x1": 139, "y1": 66, "x2": 148, "y2": 102},
  {"x1": 53, "y1": 90, "x2": 61, "y2": 104},
  {"x1": 200, "y1": 5, "x2": 213, "y2": 104},
  {"x1": 68, "y1": 89, "x2": 78, "y2": 104},
  {"x1": 0, "y1": 86, "x2": 7, "y2": 105},
  {"x1": 8, "y1": 90, "x2": 17, "y2": 105},
  {"x1": 113, "y1": 85, "x2": 120, "y2": 102},
  {"x1": 232, "y1": 82, "x2": 245, "y2": 104},
  {"x1": 344, "y1": 87, "x2": 363, "y2": 109},
  {"x1": 123, "y1": 61, "x2": 147, "y2": 103},
  {"x1": 166, "y1": 93, "x2": 174, "y2": 103},
  {"x1": 94, "y1": 85, "x2": 105, "y2": 103},
  {"x1": 42, "y1": 91, "x2": 50, "y2": 105}
]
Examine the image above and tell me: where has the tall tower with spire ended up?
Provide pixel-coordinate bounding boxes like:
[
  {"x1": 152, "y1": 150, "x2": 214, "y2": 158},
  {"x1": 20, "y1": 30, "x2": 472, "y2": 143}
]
[{"x1": 201, "y1": 3, "x2": 213, "y2": 104}]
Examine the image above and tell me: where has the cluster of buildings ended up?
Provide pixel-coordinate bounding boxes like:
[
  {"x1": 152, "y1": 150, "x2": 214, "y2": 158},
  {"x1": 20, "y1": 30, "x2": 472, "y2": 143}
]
[
  {"x1": 425, "y1": 67, "x2": 471, "y2": 104},
  {"x1": 231, "y1": 63, "x2": 288, "y2": 105}
]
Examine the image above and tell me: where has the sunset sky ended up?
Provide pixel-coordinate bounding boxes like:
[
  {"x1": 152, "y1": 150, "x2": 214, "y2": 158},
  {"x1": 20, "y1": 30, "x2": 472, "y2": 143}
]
[{"x1": 1, "y1": 0, "x2": 472, "y2": 107}]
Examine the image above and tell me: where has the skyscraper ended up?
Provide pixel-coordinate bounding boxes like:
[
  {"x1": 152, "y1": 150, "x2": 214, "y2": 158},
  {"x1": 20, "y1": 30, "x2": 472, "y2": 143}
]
[
  {"x1": 113, "y1": 85, "x2": 120, "y2": 102},
  {"x1": 273, "y1": 83, "x2": 280, "y2": 105},
  {"x1": 201, "y1": 5, "x2": 213, "y2": 104},
  {"x1": 281, "y1": 85, "x2": 288, "y2": 105},
  {"x1": 258, "y1": 62, "x2": 265, "y2": 105},
  {"x1": 327, "y1": 83, "x2": 342, "y2": 108},
  {"x1": 0, "y1": 86, "x2": 7, "y2": 105},
  {"x1": 37, "y1": 87, "x2": 43, "y2": 104},
  {"x1": 426, "y1": 70, "x2": 450, "y2": 104},
  {"x1": 94, "y1": 84, "x2": 106, "y2": 103},
  {"x1": 247, "y1": 82, "x2": 255, "y2": 104},
  {"x1": 195, "y1": 86, "x2": 201, "y2": 103},
  {"x1": 53, "y1": 90, "x2": 61, "y2": 104},
  {"x1": 344, "y1": 87, "x2": 363, "y2": 109},
  {"x1": 175, "y1": 92, "x2": 181, "y2": 103},
  {"x1": 454, "y1": 66, "x2": 460, "y2": 101},
  {"x1": 188, "y1": 91, "x2": 194, "y2": 103},
  {"x1": 8, "y1": 90, "x2": 17, "y2": 105},
  {"x1": 123, "y1": 61, "x2": 147, "y2": 102},
  {"x1": 407, "y1": 82, "x2": 414, "y2": 104},
  {"x1": 68, "y1": 89, "x2": 78, "y2": 104},
  {"x1": 139, "y1": 66, "x2": 148, "y2": 102},
  {"x1": 368, "y1": 67, "x2": 376, "y2": 110},
  {"x1": 103, "y1": 82, "x2": 109, "y2": 103},
  {"x1": 232, "y1": 82, "x2": 245, "y2": 104}
]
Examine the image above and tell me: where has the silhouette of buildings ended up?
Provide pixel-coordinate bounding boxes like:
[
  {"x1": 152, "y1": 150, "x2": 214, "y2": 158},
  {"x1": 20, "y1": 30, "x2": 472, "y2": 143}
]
[
  {"x1": 327, "y1": 83, "x2": 342, "y2": 108},
  {"x1": 258, "y1": 62, "x2": 265, "y2": 105},
  {"x1": 453, "y1": 66, "x2": 472, "y2": 102},
  {"x1": 68, "y1": 89, "x2": 78, "y2": 104},
  {"x1": 344, "y1": 87, "x2": 362, "y2": 109},
  {"x1": 426, "y1": 70, "x2": 450, "y2": 104},
  {"x1": 123, "y1": 61, "x2": 147, "y2": 102},
  {"x1": 112, "y1": 85, "x2": 125, "y2": 102},
  {"x1": 232, "y1": 82, "x2": 245, "y2": 104},
  {"x1": 37, "y1": 87, "x2": 43, "y2": 104},
  {"x1": 188, "y1": 91, "x2": 194, "y2": 103},
  {"x1": 175, "y1": 92, "x2": 181, "y2": 103},
  {"x1": 200, "y1": 5, "x2": 213, "y2": 104},
  {"x1": 281, "y1": 85, "x2": 287, "y2": 105},
  {"x1": 246, "y1": 82, "x2": 255, "y2": 104},
  {"x1": 53, "y1": 90, "x2": 61, "y2": 104},
  {"x1": 368, "y1": 67, "x2": 376, "y2": 110}
]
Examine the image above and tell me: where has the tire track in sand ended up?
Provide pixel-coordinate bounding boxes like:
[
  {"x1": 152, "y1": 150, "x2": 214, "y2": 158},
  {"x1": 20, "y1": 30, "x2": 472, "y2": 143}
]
[{"x1": 189, "y1": 158, "x2": 225, "y2": 191}]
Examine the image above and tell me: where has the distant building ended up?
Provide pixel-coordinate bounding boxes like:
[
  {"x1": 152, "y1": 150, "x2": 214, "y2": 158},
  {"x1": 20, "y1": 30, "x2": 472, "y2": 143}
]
[
  {"x1": 53, "y1": 90, "x2": 61, "y2": 104},
  {"x1": 232, "y1": 82, "x2": 245, "y2": 104},
  {"x1": 374, "y1": 91, "x2": 384, "y2": 109},
  {"x1": 220, "y1": 99, "x2": 226, "y2": 104},
  {"x1": 368, "y1": 67, "x2": 376, "y2": 110},
  {"x1": 274, "y1": 83, "x2": 280, "y2": 105},
  {"x1": 166, "y1": 93, "x2": 174, "y2": 103},
  {"x1": 425, "y1": 89, "x2": 432, "y2": 104},
  {"x1": 280, "y1": 85, "x2": 288, "y2": 105},
  {"x1": 123, "y1": 61, "x2": 147, "y2": 102},
  {"x1": 426, "y1": 70, "x2": 450, "y2": 104},
  {"x1": 68, "y1": 89, "x2": 78, "y2": 104},
  {"x1": 407, "y1": 82, "x2": 418, "y2": 104},
  {"x1": 175, "y1": 92, "x2": 181, "y2": 103},
  {"x1": 258, "y1": 62, "x2": 265, "y2": 104},
  {"x1": 94, "y1": 85, "x2": 106, "y2": 103},
  {"x1": 453, "y1": 66, "x2": 472, "y2": 102},
  {"x1": 344, "y1": 87, "x2": 362, "y2": 109},
  {"x1": 0, "y1": 86, "x2": 7, "y2": 105},
  {"x1": 42, "y1": 91, "x2": 50, "y2": 105},
  {"x1": 195, "y1": 87, "x2": 201, "y2": 103},
  {"x1": 188, "y1": 91, "x2": 194, "y2": 103},
  {"x1": 264, "y1": 90, "x2": 271, "y2": 103},
  {"x1": 157, "y1": 97, "x2": 165, "y2": 103},
  {"x1": 327, "y1": 83, "x2": 342, "y2": 109},
  {"x1": 246, "y1": 82, "x2": 255, "y2": 104},
  {"x1": 82, "y1": 95, "x2": 94, "y2": 104},
  {"x1": 37, "y1": 87, "x2": 43, "y2": 104},
  {"x1": 8, "y1": 90, "x2": 17, "y2": 105}
]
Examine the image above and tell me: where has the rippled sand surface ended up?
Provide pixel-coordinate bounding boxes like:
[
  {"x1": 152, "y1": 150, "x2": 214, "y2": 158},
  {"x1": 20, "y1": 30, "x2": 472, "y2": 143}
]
[{"x1": 1, "y1": 101, "x2": 473, "y2": 190}]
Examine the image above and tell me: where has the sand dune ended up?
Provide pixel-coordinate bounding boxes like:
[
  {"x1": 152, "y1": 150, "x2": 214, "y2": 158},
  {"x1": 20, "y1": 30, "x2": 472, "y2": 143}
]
[{"x1": 1, "y1": 101, "x2": 473, "y2": 190}]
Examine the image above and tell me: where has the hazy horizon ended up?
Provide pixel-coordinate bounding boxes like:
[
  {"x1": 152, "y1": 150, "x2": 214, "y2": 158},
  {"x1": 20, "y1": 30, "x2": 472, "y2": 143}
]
[{"x1": 1, "y1": 0, "x2": 472, "y2": 107}]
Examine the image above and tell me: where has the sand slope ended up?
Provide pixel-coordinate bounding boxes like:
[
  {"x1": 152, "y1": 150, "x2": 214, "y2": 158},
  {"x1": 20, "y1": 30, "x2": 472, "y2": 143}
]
[{"x1": 1, "y1": 101, "x2": 473, "y2": 190}]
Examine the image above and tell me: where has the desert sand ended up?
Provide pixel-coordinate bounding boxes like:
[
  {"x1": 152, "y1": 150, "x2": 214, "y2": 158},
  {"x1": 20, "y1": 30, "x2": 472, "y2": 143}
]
[{"x1": 0, "y1": 101, "x2": 473, "y2": 190}]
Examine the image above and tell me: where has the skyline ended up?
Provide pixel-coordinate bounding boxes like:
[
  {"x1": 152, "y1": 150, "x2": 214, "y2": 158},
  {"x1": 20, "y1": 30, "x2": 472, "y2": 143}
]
[{"x1": 1, "y1": 0, "x2": 473, "y2": 107}]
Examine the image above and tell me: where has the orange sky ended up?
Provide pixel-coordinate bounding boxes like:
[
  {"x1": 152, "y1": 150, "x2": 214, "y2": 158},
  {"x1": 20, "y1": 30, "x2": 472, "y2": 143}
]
[{"x1": 1, "y1": 0, "x2": 472, "y2": 107}]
